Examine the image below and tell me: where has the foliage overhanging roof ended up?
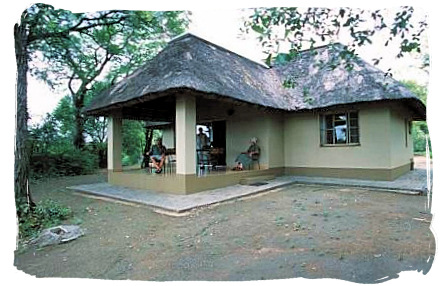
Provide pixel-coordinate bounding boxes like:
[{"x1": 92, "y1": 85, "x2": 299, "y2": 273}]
[{"x1": 84, "y1": 33, "x2": 426, "y2": 119}]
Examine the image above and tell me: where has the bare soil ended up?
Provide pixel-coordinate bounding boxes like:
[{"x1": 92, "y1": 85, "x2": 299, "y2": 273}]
[{"x1": 14, "y1": 169, "x2": 435, "y2": 283}]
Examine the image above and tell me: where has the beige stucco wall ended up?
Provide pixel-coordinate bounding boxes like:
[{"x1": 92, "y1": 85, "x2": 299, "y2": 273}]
[
  {"x1": 108, "y1": 99, "x2": 417, "y2": 194},
  {"x1": 389, "y1": 105, "x2": 414, "y2": 168},
  {"x1": 224, "y1": 106, "x2": 285, "y2": 169},
  {"x1": 109, "y1": 167, "x2": 285, "y2": 194},
  {"x1": 267, "y1": 115, "x2": 285, "y2": 168},
  {"x1": 225, "y1": 110, "x2": 269, "y2": 169},
  {"x1": 201, "y1": 100, "x2": 413, "y2": 173},
  {"x1": 283, "y1": 104, "x2": 408, "y2": 170}
]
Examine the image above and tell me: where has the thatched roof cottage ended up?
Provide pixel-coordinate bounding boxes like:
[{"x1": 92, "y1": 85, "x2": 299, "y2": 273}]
[{"x1": 84, "y1": 33, "x2": 426, "y2": 194}]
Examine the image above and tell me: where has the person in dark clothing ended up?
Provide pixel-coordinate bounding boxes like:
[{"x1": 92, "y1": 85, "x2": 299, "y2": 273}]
[{"x1": 147, "y1": 138, "x2": 166, "y2": 173}]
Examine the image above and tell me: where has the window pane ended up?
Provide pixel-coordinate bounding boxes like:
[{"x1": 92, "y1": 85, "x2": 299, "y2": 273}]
[
  {"x1": 335, "y1": 113, "x2": 347, "y2": 122},
  {"x1": 325, "y1": 115, "x2": 333, "y2": 129},
  {"x1": 350, "y1": 118, "x2": 358, "y2": 126},
  {"x1": 349, "y1": 112, "x2": 358, "y2": 127},
  {"x1": 326, "y1": 130, "x2": 334, "y2": 144},
  {"x1": 350, "y1": 135, "x2": 359, "y2": 143},
  {"x1": 335, "y1": 127, "x2": 347, "y2": 143},
  {"x1": 350, "y1": 128, "x2": 359, "y2": 143},
  {"x1": 350, "y1": 127, "x2": 359, "y2": 136},
  {"x1": 334, "y1": 114, "x2": 347, "y2": 143},
  {"x1": 349, "y1": 112, "x2": 358, "y2": 119}
]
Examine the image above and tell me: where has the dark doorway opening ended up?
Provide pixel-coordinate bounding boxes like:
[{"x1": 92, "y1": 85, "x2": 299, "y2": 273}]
[{"x1": 196, "y1": 120, "x2": 226, "y2": 168}]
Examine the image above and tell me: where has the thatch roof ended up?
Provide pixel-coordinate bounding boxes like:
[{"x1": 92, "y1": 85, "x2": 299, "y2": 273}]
[
  {"x1": 274, "y1": 44, "x2": 426, "y2": 118},
  {"x1": 84, "y1": 33, "x2": 425, "y2": 120}
]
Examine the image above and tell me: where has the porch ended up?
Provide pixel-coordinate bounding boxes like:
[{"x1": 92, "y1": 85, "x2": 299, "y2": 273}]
[
  {"x1": 69, "y1": 155, "x2": 429, "y2": 214},
  {"x1": 109, "y1": 165, "x2": 284, "y2": 195},
  {"x1": 99, "y1": 87, "x2": 285, "y2": 195}
]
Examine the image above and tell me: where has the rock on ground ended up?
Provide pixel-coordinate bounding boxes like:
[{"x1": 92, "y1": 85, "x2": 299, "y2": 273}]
[{"x1": 30, "y1": 225, "x2": 84, "y2": 248}]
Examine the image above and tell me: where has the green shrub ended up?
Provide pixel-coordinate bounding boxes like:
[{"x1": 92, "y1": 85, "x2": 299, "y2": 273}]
[
  {"x1": 18, "y1": 199, "x2": 72, "y2": 240},
  {"x1": 412, "y1": 122, "x2": 430, "y2": 155},
  {"x1": 122, "y1": 152, "x2": 142, "y2": 166},
  {"x1": 30, "y1": 149, "x2": 98, "y2": 179}
]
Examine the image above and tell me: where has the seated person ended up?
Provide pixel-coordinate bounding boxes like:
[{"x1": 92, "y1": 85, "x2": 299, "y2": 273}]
[
  {"x1": 233, "y1": 137, "x2": 260, "y2": 170},
  {"x1": 146, "y1": 138, "x2": 166, "y2": 173}
]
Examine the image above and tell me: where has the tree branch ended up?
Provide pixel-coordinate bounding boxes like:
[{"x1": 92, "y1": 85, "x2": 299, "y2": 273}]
[
  {"x1": 68, "y1": 72, "x2": 76, "y2": 96},
  {"x1": 28, "y1": 13, "x2": 127, "y2": 43}
]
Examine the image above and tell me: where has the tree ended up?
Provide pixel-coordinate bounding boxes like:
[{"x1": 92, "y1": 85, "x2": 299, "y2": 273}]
[
  {"x1": 244, "y1": 7, "x2": 427, "y2": 68},
  {"x1": 15, "y1": 11, "x2": 33, "y2": 210},
  {"x1": 14, "y1": 3, "x2": 187, "y2": 213},
  {"x1": 52, "y1": 95, "x2": 108, "y2": 167},
  {"x1": 401, "y1": 80, "x2": 430, "y2": 154},
  {"x1": 122, "y1": 120, "x2": 146, "y2": 166},
  {"x1": 28, "y1": 6, "x2": 187, "y2": 149},
  {"x1": 45, "y1": 95, "x2": 107, "y2": 147},
  {"x1": 28, "y1": 114, "x2": 60, "y2": 154}
]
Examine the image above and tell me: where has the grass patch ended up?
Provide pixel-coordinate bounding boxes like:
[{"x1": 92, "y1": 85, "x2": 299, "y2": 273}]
[{"x1": 18, "y1": 199, "x2": 73, "y2": 241}]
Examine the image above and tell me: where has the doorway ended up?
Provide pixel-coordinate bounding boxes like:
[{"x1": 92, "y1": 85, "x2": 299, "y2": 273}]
[{"x1": 196, "y1": 120, "x2": 226, "y2": 168}]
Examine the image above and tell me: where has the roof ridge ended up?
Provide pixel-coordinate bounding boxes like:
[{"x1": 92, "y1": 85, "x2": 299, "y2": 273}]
[
  {"x1": 170, "y1": 33, "x2": 349, "y2": 69},
  {"x1": 169, "y1": 32, "x2": 270, "y2": 69}
]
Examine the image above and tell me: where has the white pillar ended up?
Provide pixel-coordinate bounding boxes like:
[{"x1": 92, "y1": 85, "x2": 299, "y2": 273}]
[
  {"x1": 175, "y1": 95, "x2": 196, "y2": 175},
  {"x1": 107, "y1": 114, "x2": 122, "y2": 171}
]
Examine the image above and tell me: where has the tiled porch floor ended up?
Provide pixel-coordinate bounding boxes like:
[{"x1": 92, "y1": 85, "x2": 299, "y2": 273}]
[{"x1": 68, "y1": 162, "x2": 430, "y2": 214}]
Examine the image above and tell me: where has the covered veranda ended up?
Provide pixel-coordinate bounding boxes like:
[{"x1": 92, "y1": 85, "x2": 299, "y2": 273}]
[
  {"x1": 82, "y1": 33, "x2": 293, "y2": 194},
  {"x1": 97, "y1": 89, "x2": 284, "y2": 195}
]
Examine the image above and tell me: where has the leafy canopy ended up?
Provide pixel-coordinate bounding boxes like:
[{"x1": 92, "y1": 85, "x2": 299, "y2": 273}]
[
  {"x1": 244, "y1": 7, "x2": 427, "y2": 67},
  {"x1": 26, "y1": 4, "x2": 188, "y2": 89},
  {"x1": 23, "y1": 4, "x2": 187, "y2": 149}
]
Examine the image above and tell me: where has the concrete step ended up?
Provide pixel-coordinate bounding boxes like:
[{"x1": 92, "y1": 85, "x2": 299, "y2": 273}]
[{"x1": 240, "y1": 174, "x2": 276, "y2": 186}]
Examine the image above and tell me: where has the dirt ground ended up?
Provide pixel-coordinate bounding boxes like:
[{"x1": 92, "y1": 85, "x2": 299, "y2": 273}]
[{"x1": 14, "y1": 166, "x2": 435, "y2": 283}]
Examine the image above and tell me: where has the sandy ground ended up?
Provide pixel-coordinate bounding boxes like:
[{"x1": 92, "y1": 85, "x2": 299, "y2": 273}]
[{"x1": 14, "y1": 158, "x2": 435, "y2": 283}]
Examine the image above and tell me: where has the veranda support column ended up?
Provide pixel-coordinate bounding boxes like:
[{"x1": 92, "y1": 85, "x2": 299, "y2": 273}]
[
  {"x1": 175, "y1": 95, "x2": 196, "y2": 175},
  {"x1": 107, "y1": 114, "x2": 123, "y2": 172}
]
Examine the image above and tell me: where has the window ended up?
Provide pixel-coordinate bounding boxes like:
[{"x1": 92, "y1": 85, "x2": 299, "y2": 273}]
[{"x1": 320, "y1": 112, "x2": 359, "y2": 145}]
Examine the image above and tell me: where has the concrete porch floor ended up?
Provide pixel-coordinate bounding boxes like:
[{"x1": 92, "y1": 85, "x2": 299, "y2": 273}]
[{"x1": 68, "y1": 159, "x2": 431, "y2": 214}]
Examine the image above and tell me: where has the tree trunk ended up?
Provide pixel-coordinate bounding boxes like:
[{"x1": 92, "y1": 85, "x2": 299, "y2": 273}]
[
  {"x1": 73, "y1": 96, "x2": 85, "y2": 149},
  {"x1": 144, "y1": 127, "x2": 154, "y2": 154},
  {"x1": 141, "y1": 125, "x2": 154, "y2": 168},
  {"x1": 14, "y1": 22, "x2": 34, "y2": 211}
]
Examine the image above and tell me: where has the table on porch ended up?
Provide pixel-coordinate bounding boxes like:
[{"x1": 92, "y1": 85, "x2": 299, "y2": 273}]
[{"x1": 197, "y1": 147, "x2": 225, "y2": 172}]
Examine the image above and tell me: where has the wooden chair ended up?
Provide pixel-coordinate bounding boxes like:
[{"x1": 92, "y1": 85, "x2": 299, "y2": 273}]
[
  {"x1": 250, "y1": 153, "x2": 260, "y2": 170},
  {"x1": 165, "y1": 148, "x2": 176, "y2": 174},
  {"x1": 166, "y1": 154, "x2": 176, "y2": 174}
]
